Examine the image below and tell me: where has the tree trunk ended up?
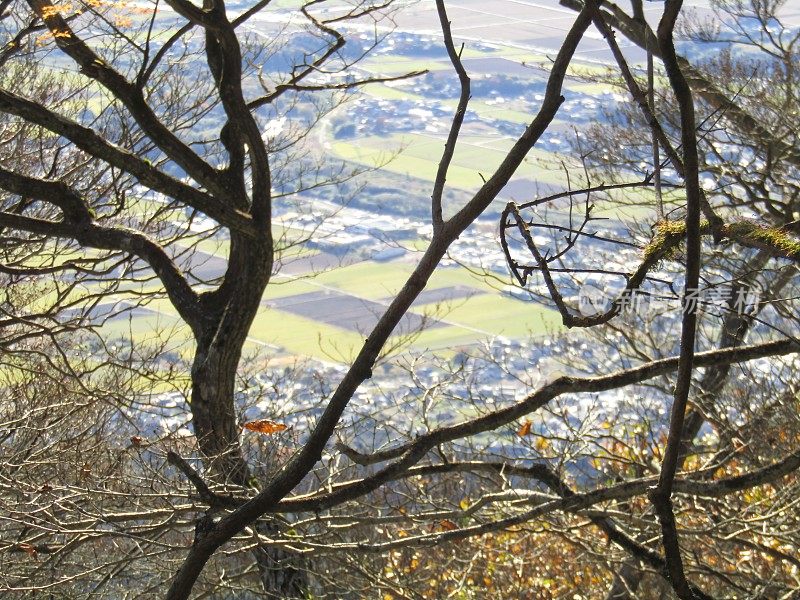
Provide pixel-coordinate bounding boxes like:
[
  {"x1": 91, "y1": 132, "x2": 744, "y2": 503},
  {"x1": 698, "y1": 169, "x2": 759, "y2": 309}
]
[
  {"x1": 187, "y1": 237, "x2": 309, "y2": 597},
  {"x1": 191, "y1": 336, "x2": 250, "y2": 485},
  {"x1": 253, "y1": 520, "x2": 308, "y2": 598},
  {"x1": 189, "y1": 234, "x2": 271, "y2": 482}
]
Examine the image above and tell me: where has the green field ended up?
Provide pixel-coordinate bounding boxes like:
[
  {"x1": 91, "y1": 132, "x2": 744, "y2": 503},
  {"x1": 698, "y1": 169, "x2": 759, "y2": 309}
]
[
  {"x1": 307, "y1": 260, "x2": 413, "y2": 299},
  {"x1": 248, "y1": 308, "x2": 366, "y2": 361},
  {"x1": 413, "y1": 293, "x2": 563, "y2": 337},
  {"x1": 99, "y1": 311, "x2": 195, "y2": 360},
  {"x1": 263, "y1": 276, "x2": 325, "y2": 299},
  {"x1": 332, "y1": 133, "x2": 570, "y2": 193},
  {"x1": 92, "y1": 37, "x2": 596, "y2": 364},
  {"x1": 359, "y1": 56, "x2": 452, "y2": 75},
  {"x1": 246, "y1": 259, "x2": 562, "y2": 361},
  {"x1": 91, "y1": 239, "x2": 565, "y2": 363}
]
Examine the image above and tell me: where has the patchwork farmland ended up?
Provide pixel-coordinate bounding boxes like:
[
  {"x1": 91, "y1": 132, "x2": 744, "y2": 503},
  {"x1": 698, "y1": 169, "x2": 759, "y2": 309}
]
[{"x1": 94, "y1": 0, "x2": 699, "y2": 364}]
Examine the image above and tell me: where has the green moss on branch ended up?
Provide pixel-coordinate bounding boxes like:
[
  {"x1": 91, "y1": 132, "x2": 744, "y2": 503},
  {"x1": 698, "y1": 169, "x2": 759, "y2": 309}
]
[{"x1": 642, "y1": 219, "x2": 800, "y2": 263}]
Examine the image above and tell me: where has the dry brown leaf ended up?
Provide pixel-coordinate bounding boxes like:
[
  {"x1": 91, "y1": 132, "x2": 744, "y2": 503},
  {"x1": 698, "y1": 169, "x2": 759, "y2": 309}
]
[
  {"x1": 517, "y1": 420, "x2": 532, "y2": 437},
  {"x1": 18, "y1": 543, "x2": 37, "y2": 557},
  {"x1": 242, "y1": 419, "x2": 287, "y2": 435},
  {"x1": 438, "y1": 519, "x2": 458, "y2": 531}
]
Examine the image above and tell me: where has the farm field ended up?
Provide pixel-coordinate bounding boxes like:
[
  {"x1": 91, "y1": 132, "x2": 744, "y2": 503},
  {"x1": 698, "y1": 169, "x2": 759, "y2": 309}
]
[
  {"x1": 254, "y1": 257, "x2": 562, "y2": 361},
  {"x1": 97, "y1": 0, "x2": 653, "y2": 365},
  {"x1": 331, "y1": 133, "x2": 569, "y2": 196},
  {"x1": 99, "y1": 241, "x2": 561, "y2": 362}
]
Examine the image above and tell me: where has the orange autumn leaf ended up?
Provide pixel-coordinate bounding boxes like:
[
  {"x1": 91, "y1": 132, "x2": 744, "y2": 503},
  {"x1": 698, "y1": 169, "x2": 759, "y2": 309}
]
[
  {"x1": 438, "y1": 519, "x2": 458, "y2": 531},
  {"x1": 517, "y1": 420, "x2": 532, "y2": 437},
  {"x1": 242, "y1": 419, "x2": 287, "y2": 435}
]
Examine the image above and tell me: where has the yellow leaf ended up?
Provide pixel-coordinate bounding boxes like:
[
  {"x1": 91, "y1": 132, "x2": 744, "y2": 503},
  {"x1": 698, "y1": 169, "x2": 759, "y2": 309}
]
[
  {"x1": 517, "y1": 420, "x2": 532, "y2": 437},
  {"x1": 242, "y1": 419, "x2": 287, "y2": 434},
  {"x1": 459, "y1": 498, "x2": 470, "y2": 511}
]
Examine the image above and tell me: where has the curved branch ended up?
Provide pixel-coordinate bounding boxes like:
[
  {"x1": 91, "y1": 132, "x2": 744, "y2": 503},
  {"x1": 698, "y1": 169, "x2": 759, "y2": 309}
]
[
  {"x1": 164, "y1": 3, "x2": 601, "y2": 597},
  {"x1": 650, "y1": 3, "x2": 704, "y2": 596},
  {"x1": 431, "y1": 0, "x2": 471, "y2": 232},
  {"x1": 275, "y1": 446, "x2": 800, "y2": 513},
  {"x1": 338, "y1": 339, "x2": 797, "y2": 468},
  {"x1": 0, "y1": 88, "x2": 255, "y2": 236},
  {"x1": 0, "y1": 210, "x2": 202, "y2": 332},
  {"x1": 165, "y1": 0, "x2": 272, "y2": 224},
  {"x1": 0, "y1": 165, "x2": 91, "y2": 223},
  {"x1": 506, "y1": 214, "x2": 800, "y2": 329},
  {"x1": 247, "y1": 0, "x2": 347, "y2": 110},
  {"x1": 27, "y1": 0, "x2": 224, "y2": 197},
  {"x1": 560, "y1": 0, "x2": 800, "y2": 170}
]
